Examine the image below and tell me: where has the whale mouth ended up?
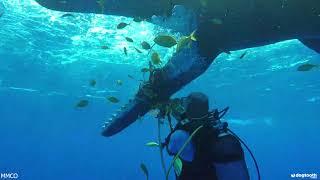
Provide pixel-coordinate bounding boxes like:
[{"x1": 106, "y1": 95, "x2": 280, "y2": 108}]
[{"x1": 101, "y1": 97, "x2": 151, "y2": 137}]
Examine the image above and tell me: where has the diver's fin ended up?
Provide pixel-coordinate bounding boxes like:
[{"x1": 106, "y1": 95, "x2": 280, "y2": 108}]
[{"x1": 299, "y1": 39, "x2": 320, "y2": 54}]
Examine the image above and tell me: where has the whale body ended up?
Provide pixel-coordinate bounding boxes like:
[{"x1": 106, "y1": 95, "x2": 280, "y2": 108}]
[{"x1": 35, "y1": 0, "x2": 320, "y2": 136}]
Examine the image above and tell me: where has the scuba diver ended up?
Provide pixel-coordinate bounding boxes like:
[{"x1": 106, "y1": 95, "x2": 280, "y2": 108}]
[{"x1": 161, "y1": 92, "x2": 250, "y2": 180}]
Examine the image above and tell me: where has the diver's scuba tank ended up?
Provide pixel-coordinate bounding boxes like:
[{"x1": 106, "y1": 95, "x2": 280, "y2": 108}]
[{"x1": 157, "y1": 97, "x2": 260, "y2": 180}]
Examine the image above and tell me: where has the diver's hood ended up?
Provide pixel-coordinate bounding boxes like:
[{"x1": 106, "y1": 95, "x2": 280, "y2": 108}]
[{"x1": 183, "y1": 92, "x2": 209, "y2": 120}]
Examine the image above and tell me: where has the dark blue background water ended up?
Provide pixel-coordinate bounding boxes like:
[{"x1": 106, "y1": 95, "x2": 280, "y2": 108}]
[{"x1": 1, "y1": 48, "x2": 319, "y2": 180}]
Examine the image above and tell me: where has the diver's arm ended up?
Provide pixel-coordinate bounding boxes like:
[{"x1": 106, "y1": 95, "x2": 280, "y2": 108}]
[{"x1": 167, "y1": 130, "x2": 194, "y2": 162}]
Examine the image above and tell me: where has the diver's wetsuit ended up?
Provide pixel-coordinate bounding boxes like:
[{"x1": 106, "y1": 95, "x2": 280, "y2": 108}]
[{"x1": 167, "y1": 127, "x2": 250, "y2": 180}]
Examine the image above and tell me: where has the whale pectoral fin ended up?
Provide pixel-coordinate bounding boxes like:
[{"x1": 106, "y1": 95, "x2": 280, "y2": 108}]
[
  {"x1": 299, "y1": 39, "x2": 320, "y2": 54},
  {"x1": 102, "y1": 41, "x2": 218, "y2": 137},
  {"x1": 102, "y1": 97, "x2": 152, "y2": 137}
]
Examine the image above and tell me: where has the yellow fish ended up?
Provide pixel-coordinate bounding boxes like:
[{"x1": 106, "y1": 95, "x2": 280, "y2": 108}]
[
  {"x1": 125, "y1": 37, "x2": 134, "y2": 42},
  {"x1": 149, "y1": 109, "x2": 159, "y2": 117},
  {"x1": 145, "y1": 142, "x2": 160, "y2": 147},
  {"x1": 151, "y1": 52, "x2": 161, "y2": 65},
  {"x1": 101, "y1": 45, "x2": 109, "y2": 50},
  {"x1": 76, "y1": 100, "x2": 89, "y2": 108},
  {"x1": 117, "y1": 22, "x2": 130, "y2": 29},
  {"x1": 141, "y1": 68, "x2": 151, "y2": 73},
  {"x1": 210, "y1": 18, "x2": 223, "y2": 25},
  {"x1": 141, "y1": 41, "x2": 151, "y2": 50},
  {"x1": 96, "y1": 0, "x2": 105, "y2": 13},
  {"x1": 200, "y1": 0, "x2": 208, "y2": 7},
  {"x1": 107, "y1": 96, "x2": 120, "y2": 103},
  {"x1": 116, "y1": 80, "x2": 123, "y2": 86},
  {"x1": 135, "y1": 47, "x2": 143, "y2": 53},
  {"x1": 140, "y1": 163, "x2": 149, "y2": 180},
  {"x1": 176, "y1": 30, "x2": 197, "y2": 53},
  {"x1": 89, "y1": 79, "x2": 96, "y2": 87},
  {"x1": 297, "y1": 63, "x2": 319, "y2": 71},
  {"x1": 154, "y1": 35, "x2": 177, "y2": 48},
  {"x1": 133, "y1": 17, "x2": 144, "y2": 22},
  {"x1": 174, "y1": 157, "x2": 183, "y2": 176},
  {"x1": 123, "y1": 47, "x2": 128, "y2": 56}
]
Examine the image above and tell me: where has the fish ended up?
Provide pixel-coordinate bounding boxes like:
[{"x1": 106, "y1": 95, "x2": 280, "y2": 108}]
[
  {"x1": 140, "y1": 163, "x2": 149, "y2": 180},
  {"x1": 128, "y1": 75, "x2": 135, "y2": 79},
  {"x1": 145, "y1": 142, "x2": 159, "y2": 147},
  {"x1": 148, "y1": 109, "x2": 159, "y2": 117},
  {"x1": 101, "y1": 45, "x2": 109, "y2": 49},
  {"x1": 176, "y1": 30, "x2": 197, "y2": 53},
  {"x1": 133, "y1": 17, "x2": 144, "y2": 22},
  {"x1": 200, "y1": 0, "x2": 208, "y2": 7},
  {"x1": 76, "y1": 100, "x2": 89, "y2": 108},
  {"x1": 116, "y1": 80, "x2": 123, "y2": 86},
  {"x1": 154, "y1": 35, "x2": 177, "y2": 48},
  {"x1": 225, "y1": 50, "x2": 231, "y2": 55},
  {"x1": 117, "y1": 22, "x2": 129, "y2": 29},
  {"x1": 142, "y1": 87, "x2": 157, "y2": 99},
  {"x1": 125, "y1": 37, "x2": 134, "y2": 42},
  {"x1": 58, "y1": 0, "x2": 67, "y2": 4},
  {"x1": 136, "y1": 115, "x2": 143, "y2": 123},
  {"x1": 107, "y1": 96, "x2": 120, "y2": 103},
  {"x1": 96, "y1": 0, "x2": 105, "y2": 13},
  {"x1": 141, "y1": 41, "x2": 151, "y2": 50},
  {"x1": 297, "y1": 63, "x2": 319, "y2": 71},
  {"x1": 173, "y1": 157, "x2": 183, "y2": 176},
  {"x1": 134, "y1": 47, "x2": 143, "y2": 53},
  {"x1": 141, "y1": 68, "x2": 151, "y2": 73},
  {"x1": 60, "y1": 13, "x2": 75, "y2": 18},
  {"x1": 0, "y1": 12, "x2": 3, "y2": 18},
  {"x1": 123, "y1": 47, "x2": 128, "y2": 56},
  {"x1": 239, "y1": 51, "x2": 248, "y2": 59},
  {"x1": 151, "y1": 52, "x2": 161, "y2": 65},
  {"x1": 96, "y1": 0, "x2": 104, "y2": 6},
  {"x1": 89, "y1": 79, "x2": 96, "y2": 87},
  {"x1": 210, "y1": 18, "x2": 223, "y2": 25}
]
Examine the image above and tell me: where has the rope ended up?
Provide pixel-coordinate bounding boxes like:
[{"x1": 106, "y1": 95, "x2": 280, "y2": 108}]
[
  {"x1": 227, "y1": 128, "x2": 261, "y2": 180},
  {"x1": 158, "y1": 118, "x2": 167, "y2": 176}
]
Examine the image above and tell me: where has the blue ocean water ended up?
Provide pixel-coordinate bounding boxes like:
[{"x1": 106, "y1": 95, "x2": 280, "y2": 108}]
[{"x1": 0, "y1": 0, "x2": 319, "y2": 180}]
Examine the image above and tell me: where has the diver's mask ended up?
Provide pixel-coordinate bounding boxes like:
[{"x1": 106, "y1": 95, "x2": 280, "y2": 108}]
[
  {"x1": 171, "y1": 97, "x2": 188, "y2": 122},
  {"x1": 171, "y1": 96, "x2": 209, "y2": 125},
  {"x1": 170, "y1": 94, "x2": 229, "y2": 126}
]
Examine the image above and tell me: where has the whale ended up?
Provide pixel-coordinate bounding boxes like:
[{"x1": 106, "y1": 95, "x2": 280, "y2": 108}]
[{"x1": 35, "y1": 0, "x2": 320, "y2": 136}]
